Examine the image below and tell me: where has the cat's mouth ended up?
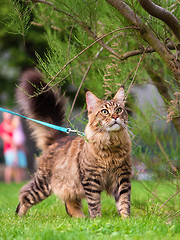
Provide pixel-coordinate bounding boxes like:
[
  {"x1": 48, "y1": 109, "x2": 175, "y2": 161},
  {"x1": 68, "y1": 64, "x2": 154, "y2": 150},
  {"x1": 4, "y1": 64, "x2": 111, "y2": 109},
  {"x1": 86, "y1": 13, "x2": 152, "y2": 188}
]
[{"x1": 106, "y1": 119, "x2": 122, "y2": 132}]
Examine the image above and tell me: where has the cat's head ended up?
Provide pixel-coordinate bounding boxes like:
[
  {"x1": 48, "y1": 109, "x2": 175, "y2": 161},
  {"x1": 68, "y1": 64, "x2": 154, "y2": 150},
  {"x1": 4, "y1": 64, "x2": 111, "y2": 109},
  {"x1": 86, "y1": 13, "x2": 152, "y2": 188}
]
[{"x1": 85, "y1": 87, "x2": 128, "y2": 134}]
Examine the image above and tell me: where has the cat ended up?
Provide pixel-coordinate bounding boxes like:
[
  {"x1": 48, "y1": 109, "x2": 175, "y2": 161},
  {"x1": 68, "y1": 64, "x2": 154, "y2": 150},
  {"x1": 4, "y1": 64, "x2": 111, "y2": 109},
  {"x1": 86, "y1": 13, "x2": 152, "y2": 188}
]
[{"x1": 15, "y1": 69, "x2": 132, "y2": 219}]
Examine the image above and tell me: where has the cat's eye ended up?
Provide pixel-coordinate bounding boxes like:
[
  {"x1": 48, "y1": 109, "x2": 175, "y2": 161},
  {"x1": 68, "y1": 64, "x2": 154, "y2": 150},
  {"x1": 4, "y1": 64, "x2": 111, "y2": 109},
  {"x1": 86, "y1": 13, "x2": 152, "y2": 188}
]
[
  {"x1": 101, "y1": 109, "x2": 109, "y2": 115},
  {"x1": 116, "y1": 108, "x2": 122, "y2": 114}
]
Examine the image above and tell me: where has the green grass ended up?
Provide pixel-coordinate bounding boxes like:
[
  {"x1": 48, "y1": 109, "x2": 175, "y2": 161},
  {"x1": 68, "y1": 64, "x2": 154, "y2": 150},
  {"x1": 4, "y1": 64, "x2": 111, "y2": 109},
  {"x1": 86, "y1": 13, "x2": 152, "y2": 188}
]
[{"x1": 0, "y1": 180, "x2": 179, "y2": 240}]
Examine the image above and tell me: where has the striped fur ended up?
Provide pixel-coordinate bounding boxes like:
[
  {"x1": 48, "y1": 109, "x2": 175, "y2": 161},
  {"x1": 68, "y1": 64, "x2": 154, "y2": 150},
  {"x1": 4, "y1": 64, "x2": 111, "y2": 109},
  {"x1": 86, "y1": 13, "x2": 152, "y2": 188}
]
[
  {"x1": 16, "y1": 69, "x2": 66, "y2": 150},
  {"x1": 16, "y1": 70, "x2": 131, "y2": 218}
]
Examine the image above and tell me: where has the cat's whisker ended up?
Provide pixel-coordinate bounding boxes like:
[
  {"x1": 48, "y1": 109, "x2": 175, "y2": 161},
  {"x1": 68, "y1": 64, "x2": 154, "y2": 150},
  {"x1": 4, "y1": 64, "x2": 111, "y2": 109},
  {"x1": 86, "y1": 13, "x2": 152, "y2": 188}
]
[
  {"x1": 122, "y1": 125, "x2": 138, "y2": 146},
  {"x1": 118, "y1": 121, "x2": 136, "y2": 140},
  {"x1": 125, "y1": 125, "x2": 133, "y2": 129}
]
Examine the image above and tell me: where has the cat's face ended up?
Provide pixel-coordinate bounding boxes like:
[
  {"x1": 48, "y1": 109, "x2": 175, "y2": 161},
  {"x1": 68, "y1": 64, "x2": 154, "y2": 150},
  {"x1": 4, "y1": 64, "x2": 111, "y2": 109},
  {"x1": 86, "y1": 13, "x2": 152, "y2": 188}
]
[{"x1": 86, "y1": 88, "x2": 128, "y2": 133}]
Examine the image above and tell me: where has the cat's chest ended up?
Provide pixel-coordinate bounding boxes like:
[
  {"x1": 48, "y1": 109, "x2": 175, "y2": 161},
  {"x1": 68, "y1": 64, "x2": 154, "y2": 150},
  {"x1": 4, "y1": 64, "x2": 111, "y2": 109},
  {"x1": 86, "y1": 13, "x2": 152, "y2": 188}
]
[
  {"x1": 81, "y1": 142, "x2": 129, "y2": 171},
  {"x1": 95, "y1": 155, "x2": 126, "y2": 192},
  {"x1": 94, "y1": 150, "x2": 126, "y2": 171}
]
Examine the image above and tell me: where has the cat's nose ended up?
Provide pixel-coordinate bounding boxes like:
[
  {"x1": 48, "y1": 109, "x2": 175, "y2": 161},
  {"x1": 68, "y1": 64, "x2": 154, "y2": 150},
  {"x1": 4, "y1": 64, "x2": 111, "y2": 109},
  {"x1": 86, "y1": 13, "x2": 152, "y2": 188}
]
[{"x1": 112, "y1": 114, "x2": 118, "y2": 120}]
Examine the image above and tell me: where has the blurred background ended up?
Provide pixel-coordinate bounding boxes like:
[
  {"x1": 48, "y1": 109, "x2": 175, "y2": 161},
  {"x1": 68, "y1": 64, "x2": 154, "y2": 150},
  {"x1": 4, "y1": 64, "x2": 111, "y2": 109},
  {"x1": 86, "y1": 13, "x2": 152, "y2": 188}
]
[{"x1": 0, "y1": 0, "x2": 179, "y2": 186}]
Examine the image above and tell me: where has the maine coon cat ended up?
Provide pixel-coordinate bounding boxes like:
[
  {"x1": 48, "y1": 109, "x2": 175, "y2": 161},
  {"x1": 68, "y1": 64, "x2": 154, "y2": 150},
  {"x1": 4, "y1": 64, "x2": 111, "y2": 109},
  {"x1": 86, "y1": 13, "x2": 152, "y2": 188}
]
[{"x1": 16, "y1": 69, "x2": 131, "y2": 219}]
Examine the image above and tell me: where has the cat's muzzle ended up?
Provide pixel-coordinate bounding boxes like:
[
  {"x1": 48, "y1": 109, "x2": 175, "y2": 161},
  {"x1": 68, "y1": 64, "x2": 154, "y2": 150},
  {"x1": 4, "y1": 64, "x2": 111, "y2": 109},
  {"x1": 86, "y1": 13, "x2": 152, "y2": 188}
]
[{"x1": 106, "y1": 118, "x2": 122, "y2": 132}]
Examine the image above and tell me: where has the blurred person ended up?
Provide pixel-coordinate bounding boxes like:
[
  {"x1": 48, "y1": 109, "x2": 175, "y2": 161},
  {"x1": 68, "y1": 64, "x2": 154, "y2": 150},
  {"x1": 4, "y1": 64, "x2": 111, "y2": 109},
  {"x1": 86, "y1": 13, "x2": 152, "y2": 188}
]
[
  {"x1": 0, "y1": 112, "x2": 16, "y2": 183},
  {"x1": 12, "y1": 116, "x2": 27, "y2": 182},
  {"x1": 0, "y1": 112, "x2": 28, "y2": 182}
]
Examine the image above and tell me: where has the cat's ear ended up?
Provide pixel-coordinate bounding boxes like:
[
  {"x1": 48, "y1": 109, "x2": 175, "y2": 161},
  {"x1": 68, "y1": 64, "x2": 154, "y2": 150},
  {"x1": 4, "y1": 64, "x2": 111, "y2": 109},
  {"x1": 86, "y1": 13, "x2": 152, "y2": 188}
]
[
  {"x1": 86, "y1": 91, "x2": 100, "y2": 112},
  {"x1": 113, "y1": 87, "x2": 125, "y2": 102}
]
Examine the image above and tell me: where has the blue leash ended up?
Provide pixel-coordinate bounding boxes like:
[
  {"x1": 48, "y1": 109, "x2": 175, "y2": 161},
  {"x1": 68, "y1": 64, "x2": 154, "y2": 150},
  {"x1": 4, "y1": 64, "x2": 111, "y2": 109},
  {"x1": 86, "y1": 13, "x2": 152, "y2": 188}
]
[{"x1": 0, "y1": 107, "x2": 85, "y2": 137}]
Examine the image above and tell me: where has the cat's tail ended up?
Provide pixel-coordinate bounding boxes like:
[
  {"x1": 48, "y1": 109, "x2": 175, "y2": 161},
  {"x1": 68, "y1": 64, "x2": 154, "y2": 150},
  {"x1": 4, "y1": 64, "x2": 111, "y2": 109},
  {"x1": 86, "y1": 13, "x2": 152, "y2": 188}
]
[{"x1": 16, "y1": 69, "x2": 67, "y2": 151}]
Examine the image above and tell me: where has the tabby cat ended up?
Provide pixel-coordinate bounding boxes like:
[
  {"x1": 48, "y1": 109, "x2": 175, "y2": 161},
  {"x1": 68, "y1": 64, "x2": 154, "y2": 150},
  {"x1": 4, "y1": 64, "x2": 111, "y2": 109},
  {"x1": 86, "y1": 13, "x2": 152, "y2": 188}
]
[{"x1": 15, "y1": 69, "x2": 131, "y2": 219}]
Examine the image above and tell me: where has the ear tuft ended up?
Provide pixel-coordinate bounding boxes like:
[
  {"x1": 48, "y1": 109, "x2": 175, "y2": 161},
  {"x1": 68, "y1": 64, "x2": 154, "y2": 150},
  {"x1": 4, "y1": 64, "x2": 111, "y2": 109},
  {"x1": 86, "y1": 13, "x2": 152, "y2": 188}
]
[
  {"x1": 113, "y1": 87, "x2": 125, "y2": 102},
  {"x1": 86, "y1": 91, "x2": 100, "y2": 112}
]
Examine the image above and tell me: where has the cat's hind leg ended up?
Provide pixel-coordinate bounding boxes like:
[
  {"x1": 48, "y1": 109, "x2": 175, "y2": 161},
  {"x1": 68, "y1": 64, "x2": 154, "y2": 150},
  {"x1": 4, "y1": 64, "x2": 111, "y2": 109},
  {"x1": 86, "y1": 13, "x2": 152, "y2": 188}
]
[
  {"x1": 16, "y1": 174, "x2": 52, "y2": 216},
  {"x1": 65, "y1": 199, "x2": 85, "y2": 218}
]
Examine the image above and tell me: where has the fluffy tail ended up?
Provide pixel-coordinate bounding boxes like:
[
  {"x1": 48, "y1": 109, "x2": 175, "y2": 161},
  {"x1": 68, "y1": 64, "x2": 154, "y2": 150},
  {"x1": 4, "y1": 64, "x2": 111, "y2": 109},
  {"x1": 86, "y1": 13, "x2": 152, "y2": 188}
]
[{"x1": 16, "y1": 69, "x2": 66, "y2": 151}]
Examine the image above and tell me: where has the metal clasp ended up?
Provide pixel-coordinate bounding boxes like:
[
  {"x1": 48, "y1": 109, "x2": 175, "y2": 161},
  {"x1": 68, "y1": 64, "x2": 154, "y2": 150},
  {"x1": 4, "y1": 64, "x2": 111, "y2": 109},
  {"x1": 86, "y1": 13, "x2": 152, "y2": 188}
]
[{"x1": 66, "y1": 128, "x2": 85, "y2": 137}]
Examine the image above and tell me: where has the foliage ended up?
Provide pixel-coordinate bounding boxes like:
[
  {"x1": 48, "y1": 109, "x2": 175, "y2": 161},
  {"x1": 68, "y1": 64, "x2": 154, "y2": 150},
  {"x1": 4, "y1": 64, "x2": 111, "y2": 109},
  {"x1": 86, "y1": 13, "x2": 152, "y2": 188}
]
[
  {"x1": 0, "y1": 1, "x2": 179, "y2": 185},
  {"x1": 4, "y1": 0, "x2": 30, "y2": 39},
  {"x1": 131, "y1": 106, "x2": 180, "y2": 178},
  {"x1": 0, "y1": 0, "x2": 48, "y2": 107},
  {"x1": 1, "y1": 1, "x2": 180, "y2": 103},
  {"x1": 0, "y1": 181, "x2": 180, "y2": 240}
]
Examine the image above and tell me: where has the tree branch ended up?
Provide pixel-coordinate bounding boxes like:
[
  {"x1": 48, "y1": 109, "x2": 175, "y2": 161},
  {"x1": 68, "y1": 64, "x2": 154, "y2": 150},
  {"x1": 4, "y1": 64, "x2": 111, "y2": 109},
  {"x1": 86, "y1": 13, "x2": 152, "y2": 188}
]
[
  {"x1": 32, "y1": 16, "x2": 180, "y2": 60},
  {"x1": 31, "y1": 18, "x2": 180, "y2": 60},
  {"x1": 67, "y1": 33, "x2": 121, "y2": 121},
  {"x1": 106, "y1": 0, "x2": 180, "y2": 81},
  {"x1": 32, "y1": 0, "x2": 127, "y2": 60},
  {"x1": 126, "y1": 52, "x2": 145, "y2": 97},
  {"x1": 40, "y1": 27, "x2": 138, "y2": 92},
  {"x1": 120, "y1": 42, "x2": 180, "y2": 60},
  {"x1": 159, "y1": 190, "x2": 180, "y2": 210},
  {"x1": 67, "y1": 62, "x2": 92, "y2": 122},
  {"x1": 138, "y1": 0, "x2": 180, "y2": 41},
  {"x1": 32, "y1": 0, "x2": 180, "y2": 81},
  {"x1": 32, "y1": 0, "x2": 180, "y2": 63}
]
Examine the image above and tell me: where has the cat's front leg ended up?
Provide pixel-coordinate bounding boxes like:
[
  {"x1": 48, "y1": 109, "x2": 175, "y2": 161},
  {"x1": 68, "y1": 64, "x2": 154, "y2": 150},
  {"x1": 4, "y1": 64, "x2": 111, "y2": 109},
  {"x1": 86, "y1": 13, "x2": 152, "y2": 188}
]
[
  {"x1": 113, "y1": 173, "x2": 131, "y2": 218},
  {"x1": 82, "y1": 178, "x2": 102, "y2": 218}
]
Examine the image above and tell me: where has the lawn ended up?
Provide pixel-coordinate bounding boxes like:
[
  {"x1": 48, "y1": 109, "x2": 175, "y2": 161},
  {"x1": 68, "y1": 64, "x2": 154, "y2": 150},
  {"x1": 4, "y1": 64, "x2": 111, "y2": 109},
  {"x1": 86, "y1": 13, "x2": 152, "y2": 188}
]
[{"x1": 0, "y1": 180, "x2": 179, "y2": 240}]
